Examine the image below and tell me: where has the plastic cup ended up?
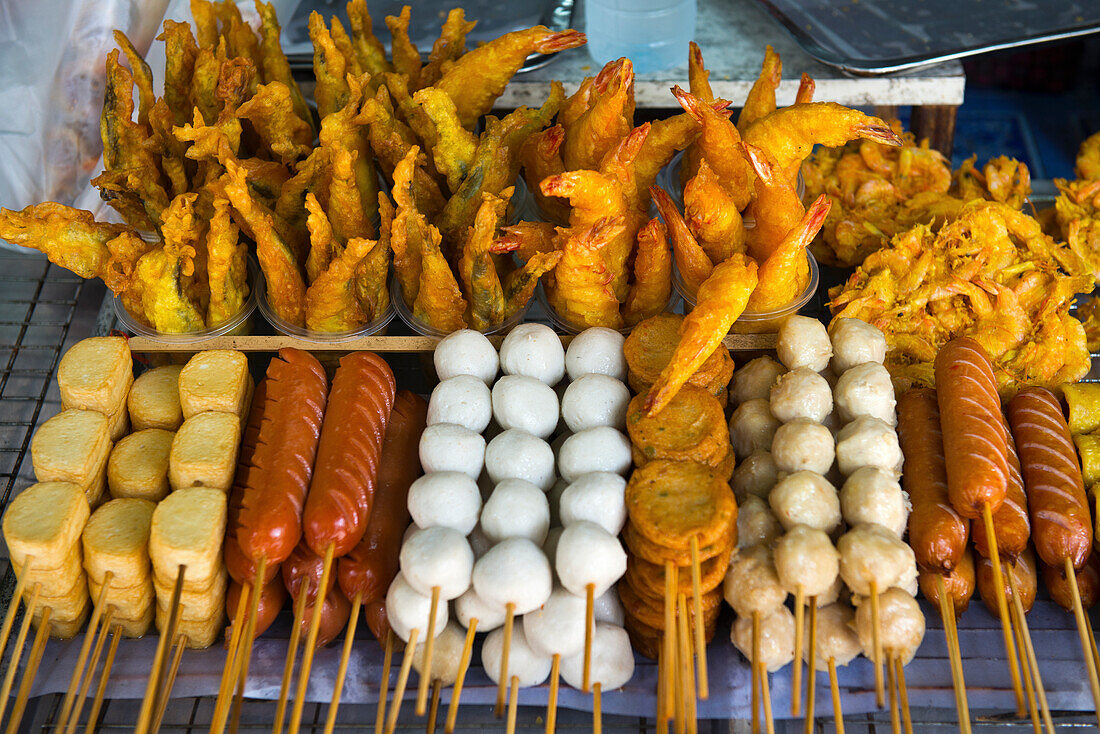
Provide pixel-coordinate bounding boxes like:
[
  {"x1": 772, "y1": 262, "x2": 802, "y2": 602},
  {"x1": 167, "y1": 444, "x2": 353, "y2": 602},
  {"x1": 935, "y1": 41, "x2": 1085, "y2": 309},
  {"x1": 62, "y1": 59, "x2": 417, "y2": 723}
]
[{"x1": 390, "y1": 276, "x2": 527, "y2": 337}]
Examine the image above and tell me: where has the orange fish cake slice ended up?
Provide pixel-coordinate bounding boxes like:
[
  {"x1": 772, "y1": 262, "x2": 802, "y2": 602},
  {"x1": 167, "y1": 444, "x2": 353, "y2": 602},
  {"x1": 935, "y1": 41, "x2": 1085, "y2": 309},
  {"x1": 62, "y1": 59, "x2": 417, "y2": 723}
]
[
  {"x1": 625, "y1": 459, "x2": 738, "y2": 550},
  {"x1": 627, "y1": 385, "x2": 730, "y2": 466}
]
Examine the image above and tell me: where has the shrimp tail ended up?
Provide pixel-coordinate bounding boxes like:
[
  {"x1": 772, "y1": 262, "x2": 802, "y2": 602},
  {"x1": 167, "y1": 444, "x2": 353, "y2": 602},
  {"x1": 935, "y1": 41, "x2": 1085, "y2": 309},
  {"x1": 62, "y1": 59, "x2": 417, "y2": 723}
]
[
  {"x1": 534, "y1": 29, "x2": 587, "y2": 54},
  {"x1": 857, "y1": 123, "x2": 903, "y2": 147}
]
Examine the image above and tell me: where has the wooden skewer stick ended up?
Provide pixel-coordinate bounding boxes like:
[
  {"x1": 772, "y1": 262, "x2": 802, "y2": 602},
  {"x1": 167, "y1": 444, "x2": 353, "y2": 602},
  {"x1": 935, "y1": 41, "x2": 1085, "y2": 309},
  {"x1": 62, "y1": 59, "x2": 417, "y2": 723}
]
[
  {"x1": 83, "y1": 623, "x2": 121, "y2": 734},
  {"x1": 64, "y1": 606, "x2": 114, "y2": 734},
  {"x1": 803, "y1": 598, "x2": 817, "y2": 734},
  {"x1": 417, "y1": 586, "x2": 442, "y2": 716},
  {"x1": 792, "y1": 585, "x2": 804, "y2": 715},
  {"x1": 677, "y1": 592, "x2": 697, "y2": 734},
  {"x1": 376, "y1": 629, "x2": 395, "y2": 734},
  {"x1": 503, "y1": 677, "x2": 517, "y2": 734},
  {"x1": 894, "y1": 657, "x2": 913, "y2": 734},
  {"x1": 1066, "y1": 556, "x2": 1100, "y2": 727},
  {"x1": 673, "y1": 615, "x2": 684, "y2": 734},
  {"x1": 445, "y1": 619, "x2": 476, "y2": 734},
  {"x1": 583, "y1": 583, "x2": 595, "y2": 694},
  {"x1": 751, "y1": 611, "x2": 761, "y2": 734},
  {"x1": 65, "y1": 563, "x2": 104, "y2": 727},
  {"x1": 211, "y1": 575, "x2": 252, "y2": 734},
  {"x1": 933, "y1": 573, "x2": 970, "y2": 734},
  {"x1": 495, "y1": 602, "x2": 517, "y2": 716},
  {"x1": 759, "y1": 659, "x2": 774, "y2": 734},
  {"x1": 5, "y1": 605, "x2": 52, "y2": 734},
  {"x1": 827, "y1": 658, "x2": 845, "y2": 734},
  {"x1": 385, "y1": 628, "x2": 420, "y2": 734},
  {"x1": 288, "y1": 543, "x2": 336, "y2": 734},
  {"x1": 323, "y1": 591, "x2": 362, "y2": 734},
  {"x1": 982, "y1": 504, "x2": 1026, "y2": 717},
  {"x1": 545, "y1": 653, "x2": 561, "y2": 734},
  {"x1": 274, "y1": 585, "x2": 309, "y2": 734},
  {"x1": 1087, "y1": 615, "x2": 1100, "y2": 689},
  {"x1": 505, "y1": 675, "x2": 519, "y2": 734},
  {"x1": 426, "y1": 679, "x2": 442, "y2": 734},
  {"x1": 1009, "y1": 596, "x2": 1040, "y2": 734},
  {"x1": 0, "y1": 555, "x2": 32, "y2": 665},
  {"x1": 689, "y1": 537, "x2": 708, "y2": 700},
  {"x1": 594, "y1": 682, "x2": 603, "y2": 734},
  {"x1": 869, "y1": 580, "x2": 885, "y2": 709},
  {"x1": 151, "y1": 633, "x2": 188, "y2": 734},
  {"x1": 135, "y1": 564, "x2": 185, "y2": 734},
  {"x1": 662, "y1": 563, "x2": 677, "y2": 729},
  {"x1": 229, "y1": 558, "x2": 269, "y2": 734},
  {"x1": 885, "y1": 645, "x2": 900, "y2": 734},
  {"x1": 1006, "y1": 571, "x2": 1055, "y2": 734},
  {"x1": 0, "y1": 582, "x2": 40, "y2": 725},
  {"x1": 656, "y1": 644, "x2": 667, "y2": 734}
]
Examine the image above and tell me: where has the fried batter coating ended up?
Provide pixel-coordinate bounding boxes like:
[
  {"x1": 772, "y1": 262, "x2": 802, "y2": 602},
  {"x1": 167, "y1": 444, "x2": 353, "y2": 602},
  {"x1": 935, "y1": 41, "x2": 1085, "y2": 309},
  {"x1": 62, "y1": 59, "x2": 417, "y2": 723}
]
[
  {"x1": 147, "y1": 99, "x2": 191, "y2": 198},
  {"x1": 1077, "y1": 131, "x2": 1100, "y2": 181},
  {"x1": 352, "y1": 192, "x2": 393, "y2": 322},
  {"x1": 545, "y1": 216, "x2": 625, "y2": 330},
  {"x1": 563, "y1": 58, "x2": 634, "y2": 172},
  {"x1": 1056, "y1": 178, "x2": 1100, "y2": 283},
  {"x1": 222, "y1": 160, "x2": 306, "y2": 326},
  {"x1": 329, "y1": 17, "x2": 364, "y2": 78},
  {"x1": 414, "y1": 225, "x2": 467, "y2": 332},
  {"x1": 623, "y1": 218, "x2": 672, "y2": 326},
  {"x1": 684, "y1": 157, "x2": 743, "y2": 264},
  {"x1": 651, "y1": 185, "x2": 712, "y2": 297},
  {"x1": 158, "y1": 20, "x2": 198, "y2": 126},
  {"x1": 951, "y1": 155, "x2": 1031, "y2": 209},
  {"x1": 345, "y1": 0, "x2": 391, "y2": 78},
  {"x1": 309, "y1": 12, "x2": 350, "y2": 118},
  {"x1": 421, "y1": 7, "x2": 477, "y2": 88},
  {"x1": 274, "y1": 147, "x2": 330, "y2": 260},
  {"x1": 521, "y1": 125, "x2": 569, "y2": 224},
  {"x1": 741, "y1": 143, "x2": 805, "y2": 262},
  {"x1": 645, "y1": 255, "x2": 759, "y2": 415},
  {"x1": 206, "y1": 194, "x2": 248, "y2": 325},
  {"x1": 413, "y1": 87, "x2": 478, "y2": 192},
  {"x1": 385, "y1": 7, "x2": 421, "y2": 89},
  {"x1": 113, "y1": 31, "x2": 154, "y2": 128},
  {"x1": 747, "y1": 195, "x2": 828, "y2": 312},
  {"x1": 672, "y1": 86, "x2": 752, "y2": 211},
  {"x1": 325, "y1": 145, "x2": 375, "y2": 243},
  {"x1": 304, "y1": 192, "x2": 338, "y2": 284},
  {"x1": 256, "y1": 0, "x2": 314, "y2": 133},
  {"x1": 737, "y1": 45, "x2": 780, "y2": 130},
  {"x1": 624, "y1": 313, "x2": 734, "y2": 397},
  {"x1": 459, "y1": 193, "x2": 508, "y2": 330},
  {"x1": 235, "y1": 81, "x2": 313, "y2": 165},
  {"x1": 190, "y1": 42, "x2": 227, "y2": 126},
  {"x1": 0, "y1": 203, "x2": 129, "y2": 279},
  {"x1": 634, "y1": 112, "x2": 703, "y2": 209},
  {"x1": 160, "y1": 193, "x2": 209, "y2": 316},
  {"x1": 306, "y1": 235, "x2": 377, "y2": 331},
  {"x1": 829, "y1": 200, "x2": 1092, "y2": 394},
  {"x1": 502, "y1": 250, "x2": 562, "y2": 318},
  {"x1": 435, "y1": 26, "x2": 585, "y2": 128},
  {"x1": 318, "y1": 74, "x2": 380, "y2": 228}
]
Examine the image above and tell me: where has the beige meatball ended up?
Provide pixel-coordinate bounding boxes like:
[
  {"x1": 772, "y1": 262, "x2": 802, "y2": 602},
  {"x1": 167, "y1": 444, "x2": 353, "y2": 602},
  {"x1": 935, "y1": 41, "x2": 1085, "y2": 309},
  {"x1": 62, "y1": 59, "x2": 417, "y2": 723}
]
[
  {"x1": 731, "y1": 357, "x2": 786, "y2": 405},
  {"x1": 737, "y1": 496, "x2": 782, "y2": 549},
  {"x1": 724, "y1": 545, "x2": 787, "y2": 616},
  {"x1": 834, "y1": 362, "x2": 896, "y2": 426},
  {"x1": 835, "y1": 416, "x2": 902, "y2": 477},
  {"x1": 730, "y1": 399, "x2": 780, "y2": 460},
  {"x1": 768, "y1": 471, "x2": 841, "y2": 534},
  {"x1": 413, "y1": 620, "x2": 468, "y2": 684},
  {"x1": 829, "y1": 318, "x2": 887, "y2": 374},
  {"x1": 854, "y1": 587, "x2": 925, "y2": 664},
  {"x1": 732, "y1": 451, "x2": 778, "y2": 501},
  {"x1": 839, "y1": 467, "x2": 909, "y2": 538},
  {"x1": 774, "y1": 525, "x2": 839, "y2": 598},
  {"x1": 837, "y1": 523, "x2": 917, "y2": 596},
  {"x1": 799, "y1": 572, "x2": 845, "y2": 607},
  {"x1": 771, "y1": 419, "x2": 835, "y2": 476},
  {"x1": 731, "y1": 606, "x2": 796, "y2": 673},
  {"x1": 804, "y1": 603, "x2": 861, "y2": 669},
  {"x1": 770, "y1": 368, "x2": 833, "y2": 424},
  {"x1": 777, "y1": 315, "x2": 832, "y2": 372}
]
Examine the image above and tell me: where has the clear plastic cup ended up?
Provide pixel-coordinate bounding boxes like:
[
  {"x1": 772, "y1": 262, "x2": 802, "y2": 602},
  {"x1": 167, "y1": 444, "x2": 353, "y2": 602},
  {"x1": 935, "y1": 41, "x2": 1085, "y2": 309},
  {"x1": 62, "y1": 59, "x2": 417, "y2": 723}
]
[
  {"x1": 676, "y1": 252, "x2": 819, "y2": 334},
  {"x1": 585, "y1": 0, "x2": 696, "y2": 75},
  {"x1": 536, "y1": 284, "x2": 680, "y2": 335},
  {"x1": 257, "y1": 270, "x2": 394, "y2": 342},
  {"x1": 656, "y1": 150, "x2": 807, "y2": 222},
  {"x1": 113, "y1": 259, "x2": 259, "y2": 343},
  {"x1": 390, "y1": 276, "x2": 527, "y2": 337}
]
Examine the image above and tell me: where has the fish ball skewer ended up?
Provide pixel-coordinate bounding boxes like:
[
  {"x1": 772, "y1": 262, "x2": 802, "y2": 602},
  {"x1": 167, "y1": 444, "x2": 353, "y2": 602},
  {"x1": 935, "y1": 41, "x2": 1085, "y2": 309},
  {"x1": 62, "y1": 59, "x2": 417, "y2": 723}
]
[
  {"x1": 768, "y1": 471, "x2": 841, "y2": 534},
  {"x1": 485, "y1": 430, "x2": 557, "y2": 491},
  {"x1": 407, "y1": 472, "x2": 482, "y2": 535},
  {"x1": 770, "y1": 368, "x2": 833, "y2": 424}
]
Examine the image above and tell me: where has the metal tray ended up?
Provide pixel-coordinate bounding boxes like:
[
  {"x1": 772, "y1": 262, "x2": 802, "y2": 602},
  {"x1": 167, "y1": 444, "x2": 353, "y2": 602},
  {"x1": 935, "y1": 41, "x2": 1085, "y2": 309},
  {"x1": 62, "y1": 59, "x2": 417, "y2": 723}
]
[{"x1": 753, "y1": 0, "x2": 1100, "y2": 75}]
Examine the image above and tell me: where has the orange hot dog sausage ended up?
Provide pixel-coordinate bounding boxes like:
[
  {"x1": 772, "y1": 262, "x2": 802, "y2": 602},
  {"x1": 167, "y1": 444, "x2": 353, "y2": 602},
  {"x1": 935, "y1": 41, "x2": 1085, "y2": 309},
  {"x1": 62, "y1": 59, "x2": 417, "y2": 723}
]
[
  {"x1": 977, "y1": 545, "x2": 1037, "y2": 616},
  {"x1": 917, "y1": 546, "x2": 975, "y2": 619}
]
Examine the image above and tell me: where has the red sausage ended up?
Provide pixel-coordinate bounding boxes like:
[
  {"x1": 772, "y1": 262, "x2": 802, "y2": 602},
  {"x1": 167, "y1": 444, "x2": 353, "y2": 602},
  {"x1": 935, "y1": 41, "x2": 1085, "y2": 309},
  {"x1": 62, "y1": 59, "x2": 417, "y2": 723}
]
[
  {"x1": 977, "y1": 545, "x2": 1037, "y2": 616},
  {"x1": 299, "y1": 585, "x2": 352, "y2": 649},
  {"x1": 971, "y1": 436, "x2": 1031, "y2": 563},
  {"x1": 226, "y1": 576, "x2": 287, "y2": 642},
  {"x1": 237, "y1": 349, "x2": 328, "y2": 566},
  {"x1": 917, "y1": 547, "x2": 975, "y2": 619},
  {"x1": 1040, "y1": 550, "x2": 1100, "y2": 611},
  {"x1": 1007, "y1": 387, "x2": 1093, "y2": 570},
  {"x1": 282, "y1": 540, "x2": 337, "y2": 606},
  {"x1": 898, "y1": 388, "x2": 969, "y2": 573},
  {"x1": 338, "y1": 390, "x2": 427, "y2": 605},
  {"x1": 303, "y1": 352, "x2": 396, "y2": 557},
  {"x1": 935, "y1": 338, "x2": 1009, "y2": 519},
  {"x1": 363, "y1": 598, "x2": 391, "y2": 643}
]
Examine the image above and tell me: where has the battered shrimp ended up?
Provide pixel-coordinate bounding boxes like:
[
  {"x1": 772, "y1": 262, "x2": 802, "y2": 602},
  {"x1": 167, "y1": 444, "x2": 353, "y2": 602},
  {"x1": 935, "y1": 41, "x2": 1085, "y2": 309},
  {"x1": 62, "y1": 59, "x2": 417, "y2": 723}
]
[
  {"x1": 743, "y1": 103, "x2": 901, "y2": 187},
  {"x1": 545, "y1": 217, "x2": 625, "y2": 330},
  {"x1": 681, "y1": 42, "x2": 714, "y2": 186},
  {"x1": 520, "y1": 125, "x2": 569, "y2": 224},
  {"x1": 563, "y1": 58, "x2": 634, "y2": 172},
  {"x1": 623, "y1": 218, "x2": 673, "y2": 326},
  {"x1": 794, "y1": 73, "x2": 815, "y2": 105},
  {"x1": 645, "y1": 255, "x2": 759, "y2": 415},
  {"x1": 633, "y1": 112, "x2": 703, "y2": 208},
  {"x1": 741, "y1": 142, "x2": 805, "y2": 262},
  {"x1": 502, "y1": 250, "x2": 562, "y2": 317},
  {"x1": 435, "y1": 25, "x2": 586, "y2": 128},
  {"x1": 413, "y1": 224, "x2": 467, "y2": 332},
  {"x1": 459, "y1": 193, "x2": 508, "y2": 330},
  {"x1": 684, "y1": 158, "x2": 744, "y2": 264},
  {"x1": 737, "y1": 45, "x2": 781, "y2": 130},
  {"x1": 651, "y1": 185, "x2": 713, "y2": 297},
  {"x1": 420, "y1": 7, "x2": 476, "y2": 87},
  {"x1": 747, "y1": 195, "x2": 829, "y2": 312},
  {"x1": 494, "y1": 222, "x2": 558, "y2": 262},
  {"x1": 413, "y1": 87, "x2": 478, "y2": 192},
  {"x1": 673, "y1": 86, "x2": 753, "y2": 210}
]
